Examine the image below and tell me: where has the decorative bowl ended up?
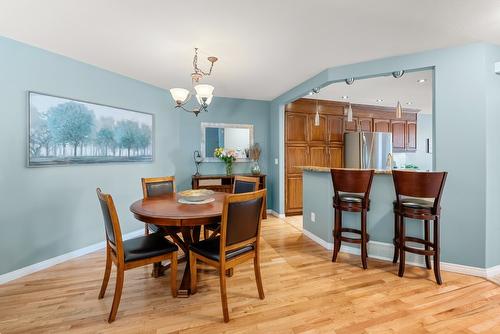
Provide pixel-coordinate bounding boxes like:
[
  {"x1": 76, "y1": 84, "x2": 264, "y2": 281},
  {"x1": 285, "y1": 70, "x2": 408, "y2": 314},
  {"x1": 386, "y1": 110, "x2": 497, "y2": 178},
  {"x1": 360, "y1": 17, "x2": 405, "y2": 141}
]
[{"x1": 177, "y1": 189, "x2": 215, "y2": 202}]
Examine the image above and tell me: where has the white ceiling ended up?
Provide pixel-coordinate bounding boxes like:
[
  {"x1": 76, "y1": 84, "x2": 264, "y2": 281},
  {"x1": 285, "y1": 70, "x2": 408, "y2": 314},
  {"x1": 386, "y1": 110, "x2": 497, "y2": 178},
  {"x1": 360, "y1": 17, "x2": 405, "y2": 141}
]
[
  {"x1": 304, "y1": 70, "x2": 433, "y2": 114},
  {"x1": 0, "y1": 0, "x2": 499, "y2": 101}
]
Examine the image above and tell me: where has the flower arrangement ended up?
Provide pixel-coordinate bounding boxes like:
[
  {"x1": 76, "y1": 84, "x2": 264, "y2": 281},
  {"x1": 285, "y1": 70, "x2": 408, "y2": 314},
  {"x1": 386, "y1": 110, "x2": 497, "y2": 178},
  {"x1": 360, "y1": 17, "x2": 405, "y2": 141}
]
[{"x1": 214, "y1": 147, "x2": 237, "y2": 175}]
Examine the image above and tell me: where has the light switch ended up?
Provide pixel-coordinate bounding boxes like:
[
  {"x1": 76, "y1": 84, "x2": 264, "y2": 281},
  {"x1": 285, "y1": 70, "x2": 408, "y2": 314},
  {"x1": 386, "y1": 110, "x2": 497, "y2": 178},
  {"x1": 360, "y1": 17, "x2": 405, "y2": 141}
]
[
  {"x1": 311, "y1": 212, "x2": 316, "y2": 222},
  {"x1": 274, "y1": 158, "x2": 279, "y2": 165}
]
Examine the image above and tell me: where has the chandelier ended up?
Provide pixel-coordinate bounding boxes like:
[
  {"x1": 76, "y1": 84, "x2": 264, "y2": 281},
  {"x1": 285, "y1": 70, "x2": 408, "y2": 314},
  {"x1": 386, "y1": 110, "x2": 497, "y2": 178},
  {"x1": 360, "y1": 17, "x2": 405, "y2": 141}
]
[{"x1": 170, "y1": 48, "x2": 218, "y2": 116}]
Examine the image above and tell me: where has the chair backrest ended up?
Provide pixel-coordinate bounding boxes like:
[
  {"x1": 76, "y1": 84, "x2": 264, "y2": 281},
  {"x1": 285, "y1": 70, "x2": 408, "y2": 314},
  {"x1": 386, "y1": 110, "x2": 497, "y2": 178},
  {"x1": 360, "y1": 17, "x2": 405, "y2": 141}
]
[
  {"x1": 233, "y1": 175, "x2": 259, "y2": 194},
  {"x1": 220, "y1": 189, "x2": 266, "y2": 254},
  {"x1": 392, "y1": 170, "x2": 448, "y2": 212},
  {"x1": 142, "y1": 176, "x2": 176, "y2": 198},
  {"x1": 330, "y1": 168, "x2": 375, "y2": 207},
  {"x1": 96, "y1": 188, "x2": 123, "y2": 257}
]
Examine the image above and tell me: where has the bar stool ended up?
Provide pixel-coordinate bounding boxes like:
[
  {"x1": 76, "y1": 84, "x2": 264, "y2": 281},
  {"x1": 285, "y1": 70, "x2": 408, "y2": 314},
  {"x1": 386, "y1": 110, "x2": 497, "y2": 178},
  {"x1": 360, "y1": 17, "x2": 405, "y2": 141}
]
[
  {"x1": 392, "y1": 170, "x2": 447, "y2": 284},
  {"x1": 330, "y1": 169, "x2": 375, "y2": 269}
]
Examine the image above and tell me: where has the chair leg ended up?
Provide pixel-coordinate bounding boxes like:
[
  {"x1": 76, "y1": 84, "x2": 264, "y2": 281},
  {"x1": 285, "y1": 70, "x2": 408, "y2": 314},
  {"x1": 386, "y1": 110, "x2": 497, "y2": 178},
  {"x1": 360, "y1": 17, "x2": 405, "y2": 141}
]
[
  {"x1": 203, "y1": 227, "x2": 209, "y2": 240},
  {"x1": 219, "y1": 266, "x2": 230, "y2": 322},
  {"x1": 189, "y1": 251, "x2": 197, "y2": 295},
  {"x1": 170, "y1": 252, "x2": 178, "y2": 298},
  {"x1": 398, "y1": 216, "x2": 406, "y2": 278},
  {"x1": 98, "y1": 246, "x2": 112, "y2": 299},
  {"x1": 392, "y1": 213, "x2": 399, "y2": 264},
  {"x1": 108, "y1": 266, "x2": 124, "y2": 323},
  {"x1": 433, "y1": 217, "x2": 442, "y2": 285},
  {"x1": 332, "y1": 209, "x2": 342, "y2": 262},
  {"x1": 361, "y1": 210, "x2": 368, "y2": 270},
  {"x1": 254, "y1": 253, "x2": 265, "y2": 300},
  {"x1": 424, "y1": 220, "x2": 432, "y2": 270},
  {"x1": 145, "y1": 224, "x2": 150, "y2": 236}
]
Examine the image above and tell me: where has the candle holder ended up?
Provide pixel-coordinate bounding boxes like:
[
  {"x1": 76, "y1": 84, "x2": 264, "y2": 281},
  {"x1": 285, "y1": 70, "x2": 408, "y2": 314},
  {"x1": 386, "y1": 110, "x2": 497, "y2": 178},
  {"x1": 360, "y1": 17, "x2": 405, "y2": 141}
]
[{"x1": 193, "y1": 150, "x2": 203, "y2": 176}]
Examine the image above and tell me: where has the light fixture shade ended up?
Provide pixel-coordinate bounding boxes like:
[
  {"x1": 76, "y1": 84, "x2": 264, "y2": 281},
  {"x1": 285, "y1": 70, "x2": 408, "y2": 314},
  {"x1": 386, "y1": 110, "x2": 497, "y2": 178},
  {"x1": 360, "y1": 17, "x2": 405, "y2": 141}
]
[
  {"x1": 194, "y1": 84, "x2": 214, "y2": 100},
  {"x1": 196, "y1": 94, "x2": 213, "y2": 106},
  {"x1": 346, "y1": 103, "x2": 353, "y2": 122},
  {"x1": 170, "y1": 88, "x2": 190, "y2": 104},
  {"x1": 396, "y1": 101, "x2": 402, "y2": 118},
  {"x1": 314, "y1": 111, "x2": 320, "y2": 126}
]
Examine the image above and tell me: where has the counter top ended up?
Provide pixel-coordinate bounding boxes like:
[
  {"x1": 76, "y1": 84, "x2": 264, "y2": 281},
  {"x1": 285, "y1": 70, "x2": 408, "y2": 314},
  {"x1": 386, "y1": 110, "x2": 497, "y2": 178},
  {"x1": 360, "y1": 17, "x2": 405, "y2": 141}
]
[{"x1": 296, "y1": 166, "x2": 392, "y2": 175}]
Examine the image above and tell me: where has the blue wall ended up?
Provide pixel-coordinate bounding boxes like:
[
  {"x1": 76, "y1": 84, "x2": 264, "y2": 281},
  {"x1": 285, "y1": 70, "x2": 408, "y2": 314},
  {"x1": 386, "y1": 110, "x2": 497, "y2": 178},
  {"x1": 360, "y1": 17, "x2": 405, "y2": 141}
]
[
  {"x1": 0, "y1": 36, "x2": 271, "y2": 275},
  {"x1": 270, "y1": 43, "x2": 500, "y2": 268}
]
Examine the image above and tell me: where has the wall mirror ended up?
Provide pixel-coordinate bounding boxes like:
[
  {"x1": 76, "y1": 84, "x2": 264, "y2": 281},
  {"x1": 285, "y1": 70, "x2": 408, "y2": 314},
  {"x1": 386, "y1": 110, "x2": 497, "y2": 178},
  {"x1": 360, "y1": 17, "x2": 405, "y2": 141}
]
[{"x1": 201, "y1": 122, "x2": 254, "y2": 161}]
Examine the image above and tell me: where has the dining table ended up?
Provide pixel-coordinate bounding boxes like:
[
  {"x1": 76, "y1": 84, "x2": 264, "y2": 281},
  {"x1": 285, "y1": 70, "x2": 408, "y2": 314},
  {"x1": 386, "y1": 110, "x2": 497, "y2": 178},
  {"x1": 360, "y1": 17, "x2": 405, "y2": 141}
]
[{"x1": 130, "y1": 191, "x2": 226, "y2": 297}]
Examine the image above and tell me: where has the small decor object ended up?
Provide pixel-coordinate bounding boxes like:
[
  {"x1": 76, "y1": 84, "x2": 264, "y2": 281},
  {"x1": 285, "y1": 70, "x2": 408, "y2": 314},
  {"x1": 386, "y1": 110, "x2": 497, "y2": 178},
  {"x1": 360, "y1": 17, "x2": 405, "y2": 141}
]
[
  {"x1": 249, "y1": 143, "x2": 262, "y2": 175},
  {"x1": 178, "y1": 189, "x2": 214, "y2": 203},
  {"x1": 28, "y1": 92, "x2": 153, "y2": 167},
  {"x1": 193, "y1": 150, "x2": 203, "y2": 176},
  {"x1": 170, "y1": 48, "x2": 218, "y2": 116},
  {"x1": 214, "y1": 147, "x2": 237, "y2": 175}
]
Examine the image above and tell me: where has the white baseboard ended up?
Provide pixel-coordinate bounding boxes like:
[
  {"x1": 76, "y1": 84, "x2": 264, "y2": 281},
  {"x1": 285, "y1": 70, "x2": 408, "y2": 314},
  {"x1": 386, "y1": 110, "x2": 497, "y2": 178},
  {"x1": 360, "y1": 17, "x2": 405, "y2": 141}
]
[
  {"x1": 302, "y1": 230, "x2": 500, "y2": 279},
  {"x1": 266, "y1": 209, "x2": 286, "y2": 219},
  {"x1": 0, "y1": 229, "x2": 144, "y2": 285}
]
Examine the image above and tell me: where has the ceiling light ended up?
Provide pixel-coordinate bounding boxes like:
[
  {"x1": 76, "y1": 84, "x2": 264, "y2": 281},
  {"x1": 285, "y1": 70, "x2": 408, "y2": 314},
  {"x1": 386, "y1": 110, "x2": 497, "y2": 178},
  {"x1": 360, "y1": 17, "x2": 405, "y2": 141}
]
[
  {"x1": 341, "y1": 95, "x2": 349, "y2": 99},
  {"x1": 417, "y1": 79, "x2": 427, "y2": 83},
  {"x1": 345, "y1": 78, "x2": 355, "y2": 85},
  {"x1": 345, "y1": 103, "x2": 353, "y2": 122},
  {"x1": 170, "y1": 48, "x2": 218, "y2": 116},
  {"x1": 392, "y1": 70, "x2": 405, "y2": 78},
  {"x1": 396, "y1": 101, "x2": 402, "y2": 119},
  {"x1": 376, "y1": 99, "x2": 384, "y2": 102},
  {"x1": 406, "y1": 102, "x2": 413, "y2": 105}
]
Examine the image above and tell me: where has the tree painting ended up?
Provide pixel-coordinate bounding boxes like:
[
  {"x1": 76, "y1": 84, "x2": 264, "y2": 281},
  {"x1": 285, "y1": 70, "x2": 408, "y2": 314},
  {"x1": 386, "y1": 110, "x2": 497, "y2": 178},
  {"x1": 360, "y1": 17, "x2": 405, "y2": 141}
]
[{"x1": 28, "y1": 92, "x2": 153, "y2": 166}]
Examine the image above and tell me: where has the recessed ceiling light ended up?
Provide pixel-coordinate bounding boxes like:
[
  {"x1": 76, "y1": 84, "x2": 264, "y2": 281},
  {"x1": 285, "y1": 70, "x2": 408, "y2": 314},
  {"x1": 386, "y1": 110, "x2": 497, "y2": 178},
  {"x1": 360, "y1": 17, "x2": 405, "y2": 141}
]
[
  {"x1": 417, "y1": 79, "x2": 427, "y2": 83},
  {"x1": 406, "y1": 102, "x2": 413, "y2": 105},
  {"x1": 376, "y1": 99, "x2": 384, "y2": 102},
  {"x1": 341, "y1": 95, "x2": 349, "y2": 99}
]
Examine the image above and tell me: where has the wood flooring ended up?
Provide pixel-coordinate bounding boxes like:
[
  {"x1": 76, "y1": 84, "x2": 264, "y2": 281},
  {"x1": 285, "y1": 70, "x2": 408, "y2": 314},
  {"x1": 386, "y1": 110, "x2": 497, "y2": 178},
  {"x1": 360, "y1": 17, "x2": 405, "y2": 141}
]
[{"x1": 1, "y1": 217, "x2": 500, "y2": 333}]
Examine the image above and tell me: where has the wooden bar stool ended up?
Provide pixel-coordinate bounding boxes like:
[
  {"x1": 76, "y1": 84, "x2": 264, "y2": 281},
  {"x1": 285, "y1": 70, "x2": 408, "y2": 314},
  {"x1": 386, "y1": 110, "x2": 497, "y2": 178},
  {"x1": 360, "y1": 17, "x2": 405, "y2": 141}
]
[
  {"x1": 330, "y1": 169, "x2": 375, "y2": 269},
  {"x1": 392, "y1": 170, "x2": 447, "y2": 284}
]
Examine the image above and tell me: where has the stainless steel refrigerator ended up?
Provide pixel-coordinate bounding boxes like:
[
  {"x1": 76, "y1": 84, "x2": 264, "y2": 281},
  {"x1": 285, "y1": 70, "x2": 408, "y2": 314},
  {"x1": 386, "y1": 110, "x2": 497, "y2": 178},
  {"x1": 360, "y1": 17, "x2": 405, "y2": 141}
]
[{"x1": 344, "y1": 132, "x2": 393, "y2": 170}]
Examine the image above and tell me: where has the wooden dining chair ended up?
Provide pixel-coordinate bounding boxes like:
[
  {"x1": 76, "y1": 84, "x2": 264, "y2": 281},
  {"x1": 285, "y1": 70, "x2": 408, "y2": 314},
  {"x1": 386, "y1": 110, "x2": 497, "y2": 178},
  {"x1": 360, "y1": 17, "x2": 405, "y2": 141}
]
[
  {"x1": 141, "y1": 176, "x2": 176, "y2": 235},
  {"x1": 204, "y1": 175, "x2": 260, "y2": 239},
  {"x1": 189, "y1": 189, "x2": 266, "y2": 322},
  {"x1": 96, "y1": 188, "x2": 178, "y2": 323}
]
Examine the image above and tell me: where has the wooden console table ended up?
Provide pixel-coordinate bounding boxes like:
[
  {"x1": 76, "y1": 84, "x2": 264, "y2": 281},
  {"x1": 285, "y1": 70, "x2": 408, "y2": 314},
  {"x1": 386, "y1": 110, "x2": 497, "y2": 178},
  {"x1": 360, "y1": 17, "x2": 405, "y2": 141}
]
[{"x1": 192, "y1": 174, "x2": 267, "y2": 219}]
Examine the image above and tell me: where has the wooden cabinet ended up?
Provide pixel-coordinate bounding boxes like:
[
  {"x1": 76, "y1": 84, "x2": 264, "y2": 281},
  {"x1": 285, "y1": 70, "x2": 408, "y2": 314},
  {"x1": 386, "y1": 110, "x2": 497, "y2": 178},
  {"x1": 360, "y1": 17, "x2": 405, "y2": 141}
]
[
  {"x1": 286, "y1": 113, "x2": 308, "y2": 143},
  {"x1": 308, "y1": 114, "x2": 327, "y2": 142},
  {"x1": 327, "y1": 115, "x2": 344, "y2": 143},
  {"x1": 328, "y1": 145, "x2": 343, "y2": 168},
  {"x1": 310, "y1": 145, "x2": 328, "y2": 167},
  {"x1": 286, "y1": 145, "x2": 308, "y2": 174},
  {"x1": 344, "y1": 117, "x2": 358, "y2": 132},
  {"x1": 374, "y1": 119, "x2": 391, "y2": 133},
  {"x1": 406, "y1": 121, "x2": 417, "y2": 151},
  {"x1": 391, "y1": 120, "x2": 406, "y2": 151},
  {"x1": 286, "y1": 176, "x2": 303, "y2": 214},
  {"x1": 359, "y1": 118, "x2": 373, "y2": 132}
]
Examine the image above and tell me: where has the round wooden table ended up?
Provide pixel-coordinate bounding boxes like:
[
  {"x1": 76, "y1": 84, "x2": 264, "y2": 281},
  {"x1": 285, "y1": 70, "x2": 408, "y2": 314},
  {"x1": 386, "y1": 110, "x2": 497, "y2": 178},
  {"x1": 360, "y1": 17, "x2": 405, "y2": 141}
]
[{"x1": 130, "y1": 192, "x2": 226, "y2": 297}]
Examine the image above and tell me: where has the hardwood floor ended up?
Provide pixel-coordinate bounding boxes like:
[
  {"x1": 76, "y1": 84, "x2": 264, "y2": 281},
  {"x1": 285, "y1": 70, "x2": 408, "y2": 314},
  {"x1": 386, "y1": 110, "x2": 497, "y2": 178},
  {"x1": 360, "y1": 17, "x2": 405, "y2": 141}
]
[{"x1": 1, "y1": 217, "x2": 500, "y2": 333}]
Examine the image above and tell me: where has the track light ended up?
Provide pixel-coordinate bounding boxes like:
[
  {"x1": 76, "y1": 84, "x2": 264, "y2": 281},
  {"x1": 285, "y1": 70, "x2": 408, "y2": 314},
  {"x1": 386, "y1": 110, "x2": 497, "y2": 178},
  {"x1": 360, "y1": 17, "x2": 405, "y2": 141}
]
[
  {"x1": 392, "y1": 70, "x2": 405, "y2": 79},
  {"x1": 345, "y1": 78, "x2": 355, "y2": 85}
]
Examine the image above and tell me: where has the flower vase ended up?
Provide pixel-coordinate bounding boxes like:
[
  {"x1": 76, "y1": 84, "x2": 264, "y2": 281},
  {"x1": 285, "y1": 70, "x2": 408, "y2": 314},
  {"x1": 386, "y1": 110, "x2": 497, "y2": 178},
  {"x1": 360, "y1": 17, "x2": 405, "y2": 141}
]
[
  {"x1": 251, "y1": 160, "x2": 261, "y2": 175},
  {"x1": 225, "y1": 162, "x2": 233, "y2": 175}
]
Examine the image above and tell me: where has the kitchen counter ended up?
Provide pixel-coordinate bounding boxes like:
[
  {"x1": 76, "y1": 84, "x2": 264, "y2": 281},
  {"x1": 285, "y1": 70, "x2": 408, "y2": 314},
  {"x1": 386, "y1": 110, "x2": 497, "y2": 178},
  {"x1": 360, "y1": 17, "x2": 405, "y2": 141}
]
[{"x1": 296, "y1": 166, "x2": 393, "y2": 174}]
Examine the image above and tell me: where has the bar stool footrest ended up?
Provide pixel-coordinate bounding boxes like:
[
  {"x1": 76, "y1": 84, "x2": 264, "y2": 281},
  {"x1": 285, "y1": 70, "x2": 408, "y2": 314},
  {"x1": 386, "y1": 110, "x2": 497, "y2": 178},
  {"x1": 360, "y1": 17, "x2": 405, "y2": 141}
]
[{"x1": 339, "y1": 228, "x2": 370, "y2": 244}]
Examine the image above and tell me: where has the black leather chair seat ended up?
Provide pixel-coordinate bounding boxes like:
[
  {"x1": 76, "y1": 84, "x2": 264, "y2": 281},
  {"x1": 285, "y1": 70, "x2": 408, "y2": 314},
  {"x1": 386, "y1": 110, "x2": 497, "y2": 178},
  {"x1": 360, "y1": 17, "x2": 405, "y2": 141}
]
[
  {"x1": 339, "y1": 193, "x2": 364, "y2": 203},
  {"x1": 189, "y1": 237, "x2": 254, "y2": 262},
  {"x1": 124, "y1": 232, "x2": 178, "y2": 263},
  {"x1": 395, "y1": 198, "x2": 434, "y2": 209},
  {"x1": 205, "y1": 221, "x2": 220, "y2": 231}
]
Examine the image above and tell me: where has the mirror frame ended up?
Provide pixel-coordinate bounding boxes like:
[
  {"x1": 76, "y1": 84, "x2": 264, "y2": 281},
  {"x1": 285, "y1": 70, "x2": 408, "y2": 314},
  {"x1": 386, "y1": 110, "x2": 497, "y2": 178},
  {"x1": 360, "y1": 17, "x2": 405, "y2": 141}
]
[{"x1": 201, "y1": 122, "x2": 254, "y2": 162}]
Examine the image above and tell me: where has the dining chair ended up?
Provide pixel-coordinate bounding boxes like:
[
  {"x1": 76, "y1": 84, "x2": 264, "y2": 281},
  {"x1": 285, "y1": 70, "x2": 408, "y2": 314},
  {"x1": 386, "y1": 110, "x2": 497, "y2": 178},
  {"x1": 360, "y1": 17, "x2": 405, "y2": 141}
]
[
  {"x1": 203, "y1": 175, "x2": 260, "y2": 239},
  {"x1": 189, "y1": 189, "x2": 266, "y2": 322},
  {"x1": 141, "y1": 176, "x2": 176, "y2": 235},
  {"x1": 96, "y1": 188, "x2": 178, "y2": 323}
]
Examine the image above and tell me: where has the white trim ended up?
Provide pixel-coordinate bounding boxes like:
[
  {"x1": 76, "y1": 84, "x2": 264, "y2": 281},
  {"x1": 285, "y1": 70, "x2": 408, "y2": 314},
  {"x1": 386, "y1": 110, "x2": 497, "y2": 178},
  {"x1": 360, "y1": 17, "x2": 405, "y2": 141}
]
[
  {"x1": 0, "y1": 229, "x2": 144, "y2": 285},
  {"x1": 302, "y1": 230, "x2": 500, "y2": 279},
  {"x1": 266, "y1": 209, "x2": 286, "y2": 219}
]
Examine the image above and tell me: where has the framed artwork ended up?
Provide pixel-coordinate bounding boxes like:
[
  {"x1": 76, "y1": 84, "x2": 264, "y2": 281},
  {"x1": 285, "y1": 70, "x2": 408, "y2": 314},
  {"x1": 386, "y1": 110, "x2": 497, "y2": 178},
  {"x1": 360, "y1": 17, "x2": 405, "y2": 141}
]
[{"x1": 28, "y1": 92, "x2": 154, "y2": 167}]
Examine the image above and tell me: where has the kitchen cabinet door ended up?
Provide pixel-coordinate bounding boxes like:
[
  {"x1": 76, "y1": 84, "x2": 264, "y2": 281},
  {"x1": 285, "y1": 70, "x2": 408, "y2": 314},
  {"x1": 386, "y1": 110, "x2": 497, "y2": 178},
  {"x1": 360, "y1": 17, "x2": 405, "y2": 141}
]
[
  {"x1": 309, "y1": 145, "x2": 328, "y2": 167},
  {"x1": 344, "y1": 117, "x2": 358, "y2": 132},
  {"x1": 286, "y1": 113, "x2": 308, "y2": 143},
  {"x1": 374, "y1": 119, "x2": 391, "y2": 133},
  {"x1": 406, "y1": 121, "x2": 417, "y2": 150},
  {"x1": 286, "y1": 176, "x2": 303, "y2": 214},
  {"x1": 308, "y1": 114, "x2": 327, "y2": 143},
  {"x1": 286, "y1": 145, "x2": 308, "y2": 174},
  {"x1": 328, "y1": 145, "x2": 343, "y2": 168},
  {"x1": 391, "y1": 120, "x2": 406, "y2": 151},
  {"x1": 359, "y1": 118, "x2": 373, "y2": 132},
  {"x1": 327, "y1": 115, "x2": 344, "y2": 143}
]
